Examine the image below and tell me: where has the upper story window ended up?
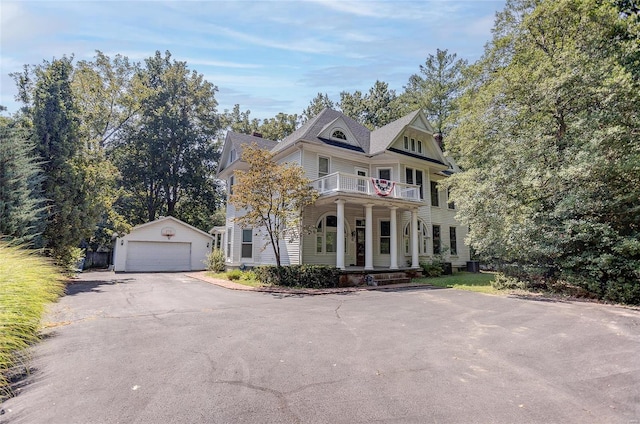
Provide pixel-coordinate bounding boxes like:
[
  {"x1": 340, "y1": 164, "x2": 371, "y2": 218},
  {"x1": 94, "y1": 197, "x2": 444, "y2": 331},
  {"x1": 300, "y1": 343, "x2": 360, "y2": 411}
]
[
  {"x1": 332, "y1": 130, "x2": 347, "y2": 140},
  {"x1": 318, "y1": 156, "x2": 330, "y2": 178},
  {"x1": 230, "y1": 149, "x2": 236, "y2": 163},
  {"x1": 430, "y1": 181, "x2": 439, "y2": 207},
  {"x1": 229, "y1": 175, "x2": 235, "y2": 195},
  {"x1": 447, "y1": 188, "x2": 455, "y2": 209},
  {"x1": 403, "y1": 134, "x2": 424, "y2": 154}
]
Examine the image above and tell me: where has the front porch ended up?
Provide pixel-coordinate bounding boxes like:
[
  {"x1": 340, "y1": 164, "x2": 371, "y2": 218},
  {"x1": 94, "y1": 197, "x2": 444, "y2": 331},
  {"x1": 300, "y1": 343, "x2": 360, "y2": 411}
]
[{"x1": 303, "y1": 192, "x2": 428, "y2": 271}]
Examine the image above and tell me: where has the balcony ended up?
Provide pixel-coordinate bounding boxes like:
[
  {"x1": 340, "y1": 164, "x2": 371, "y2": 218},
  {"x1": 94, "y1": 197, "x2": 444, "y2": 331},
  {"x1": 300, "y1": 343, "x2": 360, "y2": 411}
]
[{"x1": 312, "y1": 172, "x2": 422, "y2": 202}]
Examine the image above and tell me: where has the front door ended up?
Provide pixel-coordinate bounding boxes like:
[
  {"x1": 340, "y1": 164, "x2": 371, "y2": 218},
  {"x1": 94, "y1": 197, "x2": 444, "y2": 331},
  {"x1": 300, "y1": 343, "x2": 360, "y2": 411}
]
[{"x1": 356, "y1": 228, "x2": 365, "y2": 266}]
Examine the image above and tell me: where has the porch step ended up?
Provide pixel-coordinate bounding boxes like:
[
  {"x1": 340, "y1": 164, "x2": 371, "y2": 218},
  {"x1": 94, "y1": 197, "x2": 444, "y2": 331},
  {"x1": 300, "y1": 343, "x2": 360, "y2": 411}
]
[{"x1": 365, "y1": 272, "x2": 411, "y2": 286}]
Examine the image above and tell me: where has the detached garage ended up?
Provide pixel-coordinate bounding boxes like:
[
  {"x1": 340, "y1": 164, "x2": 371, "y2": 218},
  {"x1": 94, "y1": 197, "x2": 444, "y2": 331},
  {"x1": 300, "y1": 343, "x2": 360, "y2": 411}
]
[{"x1": 113, "y1": 216, "x2": 213, "y2": 272}]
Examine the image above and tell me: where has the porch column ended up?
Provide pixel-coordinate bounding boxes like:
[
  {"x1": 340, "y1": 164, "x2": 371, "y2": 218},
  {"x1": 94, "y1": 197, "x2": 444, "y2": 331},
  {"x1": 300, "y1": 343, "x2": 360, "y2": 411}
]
[
  {"x1": 336, "y1": 199, "x2": 346, "y2": 270},
  {"x1": 411, "y1": 209, "x2": 419, "y2": 268},
  {"x1": 365, "y1": 203, "x2": 374, "y2": 270},
  {"x1": 389, "y1": 206, "x2": 398, "y2": 270}
]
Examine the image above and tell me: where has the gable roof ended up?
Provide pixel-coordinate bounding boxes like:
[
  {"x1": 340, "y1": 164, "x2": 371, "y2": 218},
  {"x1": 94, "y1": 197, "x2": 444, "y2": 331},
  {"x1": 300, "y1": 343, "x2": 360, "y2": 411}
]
[
  {"x1": 369, "y1": 110, "x2": 421, "y2": 155},
  {"x1": 125, "y1": 216, "x2": 213, "y2": 239},
  {"x1": 272, "y1": 108, "x2": 370, "y2": 154},
  {"x1": 218, "y1": 131, "x2": 278, "y2": 174}
]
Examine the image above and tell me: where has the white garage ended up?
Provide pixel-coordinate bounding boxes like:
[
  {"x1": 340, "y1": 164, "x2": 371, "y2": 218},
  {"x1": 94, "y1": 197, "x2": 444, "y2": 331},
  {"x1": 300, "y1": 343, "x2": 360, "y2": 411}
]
[{"x1": 113, "y1": 216, "x2": 213, "y2": 272}]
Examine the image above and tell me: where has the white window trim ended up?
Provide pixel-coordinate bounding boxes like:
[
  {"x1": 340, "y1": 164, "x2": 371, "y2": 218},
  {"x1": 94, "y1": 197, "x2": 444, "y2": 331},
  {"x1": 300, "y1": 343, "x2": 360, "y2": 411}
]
[
  {"x1": 315, "y1": 213, "x2": 350, "y2": 255},
  {"x1": 241, "y1": 228, "x2": 253, "y2": 259},
  {"x1": 378, "y1": 218, "x2": 391, "y2": 256},
  {"x1": 318, "y1": 155, "x2": 330, "y2": 178},
  {"x1": 376, "y1": 167, "x2": 393, "y2": 181}
]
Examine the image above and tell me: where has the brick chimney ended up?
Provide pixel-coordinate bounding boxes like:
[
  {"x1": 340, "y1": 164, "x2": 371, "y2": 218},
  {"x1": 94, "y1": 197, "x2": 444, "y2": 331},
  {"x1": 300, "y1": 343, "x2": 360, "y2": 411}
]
[
  {"x1": 252, "y1": 132, "x2": 263, "y2": 138},
  {"x1": 434, "y1": 133, "x2": 444, "y2": 151}
]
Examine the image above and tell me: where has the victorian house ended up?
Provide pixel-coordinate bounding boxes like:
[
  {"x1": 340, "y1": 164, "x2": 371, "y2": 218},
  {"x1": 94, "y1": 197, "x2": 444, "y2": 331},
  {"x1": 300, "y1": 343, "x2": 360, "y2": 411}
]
[{"x1": 215, "y1": 108, "x2": 469, "y2": 272}]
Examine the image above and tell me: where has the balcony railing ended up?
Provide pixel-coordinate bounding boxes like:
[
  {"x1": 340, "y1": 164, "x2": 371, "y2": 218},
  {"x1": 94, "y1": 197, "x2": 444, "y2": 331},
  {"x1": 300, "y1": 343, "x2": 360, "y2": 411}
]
[{"x1": 312, "y1": 172, "x2": 422, "y2": 202}]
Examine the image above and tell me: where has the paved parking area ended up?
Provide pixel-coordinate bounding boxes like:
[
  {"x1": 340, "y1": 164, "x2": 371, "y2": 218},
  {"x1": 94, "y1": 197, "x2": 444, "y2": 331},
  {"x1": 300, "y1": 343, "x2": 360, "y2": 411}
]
[{"x1": 2, "y1": 272, "x2": 639, "y2": 423}]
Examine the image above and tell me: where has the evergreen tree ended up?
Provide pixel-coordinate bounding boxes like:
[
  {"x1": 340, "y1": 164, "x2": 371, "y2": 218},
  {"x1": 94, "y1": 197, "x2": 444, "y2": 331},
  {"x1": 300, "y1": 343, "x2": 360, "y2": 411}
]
[{"x1": 0, "y1": 126, "x2": 44, "y2": 245}]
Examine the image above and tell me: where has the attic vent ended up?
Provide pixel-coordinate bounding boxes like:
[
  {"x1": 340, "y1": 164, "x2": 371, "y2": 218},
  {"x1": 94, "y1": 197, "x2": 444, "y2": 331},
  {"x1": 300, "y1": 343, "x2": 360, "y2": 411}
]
[{"x1": 332, "y1": 130, "x2": 347, "y2": 140}]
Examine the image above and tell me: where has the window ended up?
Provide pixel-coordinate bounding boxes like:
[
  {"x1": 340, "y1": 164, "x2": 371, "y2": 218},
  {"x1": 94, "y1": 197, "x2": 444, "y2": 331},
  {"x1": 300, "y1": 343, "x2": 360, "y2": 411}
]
[
  {"x1": 406, "y1": 168, "x2": 424, "y2": 200},
  {"x1": 403, "y1": 220, "x2": 428, "y2": 255},
  {"x1": 405, "y1": 167, "x2": 414, "y2": 185},
  {"x1": 433, "y1": 225, "x2": 441, "y2": 255},
  {"x1": 332, "y1": 130, "x2": 347, "y2": 140},
  {"x1": 356, "y1": 168, "x2": 368, "y2": 192},
  {"x1": 230, "y1": 149, "x2": 236, "y2": 163},
  {"x1": 241, "y1": 229, "x2": 253, "y2": 258},
  {"x1": 380, "y1": 220, "x2": 391, "y2": 254},
  {"x1": 378, "y1": 168, "x2": 391, "y2": 180},
  {"x1": 318, "y1": 156, "x2": 330, "y2": 178},
  {"x1": 411, "y1": 138, "x2": 416, "y2": 151},
  {"x1": 316, "y1": 215, "x2": 346, "y2": 254},
  {"x1": 449, "y1": 227, "x2": 457, "y2": 256},
  {"x1": 226, "y1": 228, "x2": 232, "y2": 258},
  {"x1": 430, "y1": 181, "x2": 439, "y2": 207},
  {"x1": 416, "y1": 170, "x2": 424, "y2": 199},
  {"x1": 447, "y1": 188, "x2": 455, "y2": 209},
  {"x1": 229, "y1": 175, "x2": 235, "y2": 195},
  {"x1": 417, "y1": 140, "x2": 423, "y2": 154},
  {"x1": 403, "y1": 136, "x2": 409, "y2": 150}
]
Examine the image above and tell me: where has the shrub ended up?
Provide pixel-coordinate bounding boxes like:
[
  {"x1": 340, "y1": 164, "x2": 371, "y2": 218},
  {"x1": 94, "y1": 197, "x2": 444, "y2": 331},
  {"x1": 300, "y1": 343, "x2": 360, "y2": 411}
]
[
  {"x1": 226, "y1": 269, "x2": 243, "y2": 280},
  {"x1": 491, "y1": 273, "x2": 527, "y2": 290},
  {"x1": 52, "y1": 246, "x2": 85, "y2": 275},
  {"x1": 420, "y1": 261, "x2": 444, "y2": 278},
  {"x1": 240, "y1": 270, "x2": 257, "y2": 281},
  {"x1": 254, "y1": 265, "x2": 340, "y2": 288},
  {"x1": 204, "y1": 249, "x2": 226, "y2": 272}
]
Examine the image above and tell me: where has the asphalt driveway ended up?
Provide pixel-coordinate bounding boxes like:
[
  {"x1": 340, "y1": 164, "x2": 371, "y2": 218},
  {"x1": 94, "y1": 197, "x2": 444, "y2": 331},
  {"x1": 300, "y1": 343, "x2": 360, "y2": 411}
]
[{"x1": 2, "y1": 272, "x2": 639, "y2": 423}]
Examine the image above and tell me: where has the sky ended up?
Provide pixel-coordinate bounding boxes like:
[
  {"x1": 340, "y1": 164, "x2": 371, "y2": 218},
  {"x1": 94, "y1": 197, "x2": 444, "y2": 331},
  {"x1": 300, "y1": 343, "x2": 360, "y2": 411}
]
[{"x1": 0, "y1": 0, "x2": 506, "y2": 121}]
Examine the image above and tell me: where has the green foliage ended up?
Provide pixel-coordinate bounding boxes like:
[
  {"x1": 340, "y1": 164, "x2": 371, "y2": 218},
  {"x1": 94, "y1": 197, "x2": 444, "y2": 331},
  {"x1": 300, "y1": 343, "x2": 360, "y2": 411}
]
[
  {"x1": 448, "y1": 0, "x2": 640, "y2": 304},
  {"x1": 339, "y1": 80, "x2": 402, "y2": 129},
  {"x1": 204, "y1": 248, "x2": 226, "y2": 272},
  {"x1": 110, "y1": 50, "x2": 223, "y2": 228},
  {"x1": 229, "y1": 144, "x2": 318, "y2": 267},
  {"x1": 0, "y1": 243, "x2": 65, "y2": 400},
  {"x1": 226, "y1": 269, "x2": 242, "y2": 280},
  {"x1": 0, "y1": 126, "x2": 44, "y2": 245},
  {"x1": 400, "y1": 48, "x2": 468, "y2": 137},
  {"x1": 301, "y1": 92, "x2": 335, "y2": 123},
  {"x1": 420, "y1": 261, "x2": 444, "y2": 278},
  {"x1": 12, "y1": 57, "x2": 107, "y2": 264},
  {"x1": 51, "y1": 246, "x2": 85, "y2": 275},
  {"x1": 254, "y1": 265, "x2": 340, "y2": 288},
  {"x1": 491, "y1": 273, "x2": 527, "y2": 291}
]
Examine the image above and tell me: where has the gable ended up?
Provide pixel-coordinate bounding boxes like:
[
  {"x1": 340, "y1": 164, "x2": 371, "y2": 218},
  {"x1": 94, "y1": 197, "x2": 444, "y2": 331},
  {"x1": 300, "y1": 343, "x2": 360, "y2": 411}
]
[{"x1": 317, "y1": 117, "x2": 364, "y2": 151}]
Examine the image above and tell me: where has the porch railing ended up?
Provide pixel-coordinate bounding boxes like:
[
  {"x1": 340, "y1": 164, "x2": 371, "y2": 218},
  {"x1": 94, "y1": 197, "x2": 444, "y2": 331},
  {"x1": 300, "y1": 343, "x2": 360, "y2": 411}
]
[{"x1": 312, "y1": 172, "x2": 422, "y2": 202}]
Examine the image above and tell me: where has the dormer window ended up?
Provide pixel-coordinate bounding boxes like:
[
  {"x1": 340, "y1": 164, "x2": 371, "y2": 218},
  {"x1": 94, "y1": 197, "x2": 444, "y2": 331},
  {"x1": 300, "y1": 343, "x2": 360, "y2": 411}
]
[
  {"x1": 332, "y1": 130, "x2": 347, "y2": 140},
  {"x1": 403, "y1": 134, "x2": 424, "y2": 155},
  {"x1": 230, "y1": 149, "x2": 236, "y2": 162}
]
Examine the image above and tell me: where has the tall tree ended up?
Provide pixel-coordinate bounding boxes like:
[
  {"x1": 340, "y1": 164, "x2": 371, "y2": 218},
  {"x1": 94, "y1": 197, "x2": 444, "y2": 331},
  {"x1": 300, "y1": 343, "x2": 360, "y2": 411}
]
[
  {"x1": 0, "y1": 125, "x2": 44, "y2": 245},
  {"x1": 401, "y1": 48, "x2": 468, "y2": 138},
  {"x1": 111, "y1": 51, "x2": 222, "y2": 228},
  {"x1": 301, "y1": 92, "x2": 335, "y2": 123},
  {"x1": 257, "y1": 112, "x2": 298, "y2": 141},
  {"x1": 221, "y1": 104, "x2": 261, "y2": 135},
  {"x1": 12, "y1": 57, "x2": 105, "y2": 265},
  {"x1": 448, "y1": 0, "x2": 640, "y2": 303},
  {"x1": 339, "y1": 81, "x2": 401, "y2": 129},
  {"x1": 229, "y1": 144, "x2": 318, "y2": 268}
]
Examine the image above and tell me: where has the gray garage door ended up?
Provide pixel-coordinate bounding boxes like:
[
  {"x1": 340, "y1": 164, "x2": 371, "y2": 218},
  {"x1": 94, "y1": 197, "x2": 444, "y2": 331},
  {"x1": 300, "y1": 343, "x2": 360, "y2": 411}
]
[{"x1": 125, "y1": 241, "x2": 191, "y2": 272}]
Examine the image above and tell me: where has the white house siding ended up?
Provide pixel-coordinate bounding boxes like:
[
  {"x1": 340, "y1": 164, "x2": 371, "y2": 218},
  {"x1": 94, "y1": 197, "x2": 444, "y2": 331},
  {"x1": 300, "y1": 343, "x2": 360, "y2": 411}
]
[
  {"x1": 280, "y1": 150, "x2": 301, "y2": 166},
  {"x1": 302, "y1": 148, "x2": 369, "y2": 180}
]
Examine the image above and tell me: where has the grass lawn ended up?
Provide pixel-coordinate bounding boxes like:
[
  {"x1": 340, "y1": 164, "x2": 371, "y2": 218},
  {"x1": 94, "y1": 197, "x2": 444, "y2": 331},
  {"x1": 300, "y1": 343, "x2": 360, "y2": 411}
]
[
  {"x1": 206, "y1": 271, "x2": 265, "y2": 288},
  {"x1": 413, "y1": 272, "x2": 499, "y2": 294}
]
